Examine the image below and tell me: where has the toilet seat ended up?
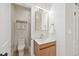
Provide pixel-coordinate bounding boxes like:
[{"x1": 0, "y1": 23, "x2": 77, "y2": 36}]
[{"x1": 18, "y1": 44, "x2": 25, "y2": 50}]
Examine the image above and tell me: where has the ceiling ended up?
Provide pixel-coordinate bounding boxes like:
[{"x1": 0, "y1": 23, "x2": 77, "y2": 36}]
[{"x1": 15, "y1": 3, "x2": 53, "y2": 10}]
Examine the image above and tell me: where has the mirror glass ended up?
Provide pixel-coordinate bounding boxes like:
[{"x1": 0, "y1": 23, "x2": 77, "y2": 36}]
[{"x1": 35, "y1": 8, "x2": 49, "y2": 34}]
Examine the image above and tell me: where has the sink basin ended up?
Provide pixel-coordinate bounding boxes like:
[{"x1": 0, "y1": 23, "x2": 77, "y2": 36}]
[{"x1": 35, "y1": 38, "x2": 56, "y2": 45}]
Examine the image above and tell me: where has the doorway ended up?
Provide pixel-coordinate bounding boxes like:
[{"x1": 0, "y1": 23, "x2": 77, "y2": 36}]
[
  {"x1": 73, "y1": 4, "x2": 79, "y2": 56},
  {"x1": 11, "y1": 4, "x2": 31, "y2": 56}
]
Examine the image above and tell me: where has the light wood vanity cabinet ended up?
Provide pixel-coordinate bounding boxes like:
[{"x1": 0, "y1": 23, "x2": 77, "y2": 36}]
[{"x1": 34, "y1": 40, "x2": 56, "y2": 56}]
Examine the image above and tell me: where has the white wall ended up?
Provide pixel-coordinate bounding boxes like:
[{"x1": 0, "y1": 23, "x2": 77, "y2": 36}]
[
  {"x1": 31, "y1": 6, "x2": 37, "y2": 55},
  {"x1": 0, "y1": 3, "x2": 11, "y2": 56},
  {"x1": 65, "y1": 3, "x2": 74, "y2": 56},
  {"x1": 50, "y1": 3, "x2": 66, "y2": 56}
]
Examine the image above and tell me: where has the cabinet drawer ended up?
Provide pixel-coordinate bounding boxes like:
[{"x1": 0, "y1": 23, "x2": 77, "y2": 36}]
[
  {"x1": 39, "y1": 45, "x2": 56, "y2": 56},
  {"x1": 39, "y1": 47, "x2": 50, "y2": 56},
  {"x1": 39, "y1": 41, "x2": 56, "y2": 50}
]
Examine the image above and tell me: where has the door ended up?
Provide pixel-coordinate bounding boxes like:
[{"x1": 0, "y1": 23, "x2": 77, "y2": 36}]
[{"x1": 73, "y1": 4, "x2": 79, "y2": 56}]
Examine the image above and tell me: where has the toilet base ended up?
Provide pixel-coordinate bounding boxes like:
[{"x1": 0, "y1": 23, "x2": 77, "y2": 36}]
[{"x1": 18, "y1": 50, "x2": 24, "y2": 56}]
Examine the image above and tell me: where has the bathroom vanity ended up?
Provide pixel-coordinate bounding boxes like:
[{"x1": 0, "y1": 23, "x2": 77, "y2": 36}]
[
  {"x1": 34, "y1": 39, "x2": 56, "y2": 56},
  {"x1": 33, "y1": 6, "x2": 56, "y2": 56}
]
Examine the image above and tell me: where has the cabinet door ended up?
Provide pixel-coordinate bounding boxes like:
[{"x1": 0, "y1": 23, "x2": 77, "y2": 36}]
[
  {"x1": 39, "y1": 47, "x2": 50, "y2": 56},
  {"x1": 49, "y1": 45, "x2": 56, "y2": 56}
]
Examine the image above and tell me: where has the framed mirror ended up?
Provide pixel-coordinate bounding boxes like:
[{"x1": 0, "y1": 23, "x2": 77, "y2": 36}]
[{"x1": 35, "y1": 8, "x2": 49, "y2": 34}]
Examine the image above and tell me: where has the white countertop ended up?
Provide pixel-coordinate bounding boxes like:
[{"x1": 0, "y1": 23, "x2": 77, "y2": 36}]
[{"x1": 34, "y1": 38, "x2": 56, "y2": 45}]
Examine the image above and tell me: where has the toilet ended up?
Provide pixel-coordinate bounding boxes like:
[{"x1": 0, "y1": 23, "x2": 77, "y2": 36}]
[{"x1": 17, "y1": 38, "x2": 25, "y2": 56}]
